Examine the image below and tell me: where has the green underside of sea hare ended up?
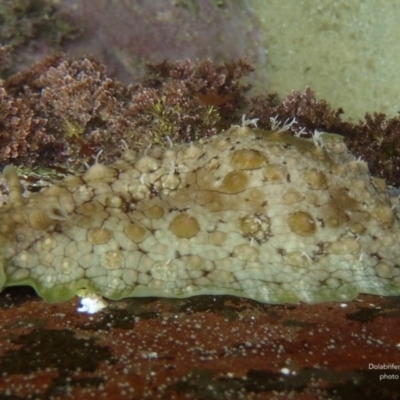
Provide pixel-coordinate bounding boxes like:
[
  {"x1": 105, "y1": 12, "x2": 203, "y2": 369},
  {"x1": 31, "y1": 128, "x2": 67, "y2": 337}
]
[{"x1": 1, "y1": 126, "x2": 400, "y2": 304}]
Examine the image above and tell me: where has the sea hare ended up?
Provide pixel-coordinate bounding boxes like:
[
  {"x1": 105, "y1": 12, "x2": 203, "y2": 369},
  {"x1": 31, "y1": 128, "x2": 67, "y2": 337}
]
[{"x1": 1, "y1": 126, "x2": 400, "y2": 304}]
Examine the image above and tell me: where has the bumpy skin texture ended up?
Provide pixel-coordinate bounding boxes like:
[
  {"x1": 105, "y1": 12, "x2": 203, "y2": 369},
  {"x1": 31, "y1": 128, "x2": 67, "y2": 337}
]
[{"x1": 1, "y1": 127, "x2": 400, "y2": 303}]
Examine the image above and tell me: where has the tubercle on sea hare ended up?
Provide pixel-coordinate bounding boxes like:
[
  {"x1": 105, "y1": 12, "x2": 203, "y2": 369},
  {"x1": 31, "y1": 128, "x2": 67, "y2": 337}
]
[{"x1": 0, "y1": 126, "x2": 400, "y2": 304}]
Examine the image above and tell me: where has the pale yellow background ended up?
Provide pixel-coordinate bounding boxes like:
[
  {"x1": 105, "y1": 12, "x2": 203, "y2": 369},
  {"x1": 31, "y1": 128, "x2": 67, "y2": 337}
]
[{"x1": 252, "y1": 0, "x2": 400, "y2": 121}]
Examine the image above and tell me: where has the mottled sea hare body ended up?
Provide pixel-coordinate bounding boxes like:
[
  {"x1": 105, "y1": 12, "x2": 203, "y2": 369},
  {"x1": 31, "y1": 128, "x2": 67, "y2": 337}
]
[{"x1": 1, "y1": 127, "x2": 400, "y2": 303}]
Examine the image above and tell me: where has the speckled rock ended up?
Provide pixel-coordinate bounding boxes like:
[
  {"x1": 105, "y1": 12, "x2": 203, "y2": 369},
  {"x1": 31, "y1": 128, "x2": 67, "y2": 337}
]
[{"x1": 1, "y1": 126, "x2": 400, "y2": 303}]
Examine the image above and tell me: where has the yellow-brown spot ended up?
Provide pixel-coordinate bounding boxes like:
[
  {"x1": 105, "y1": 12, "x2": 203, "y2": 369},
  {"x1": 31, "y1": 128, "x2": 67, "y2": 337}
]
[
  {"x1": 373, "y1": 203, "x2": 394, "y2": 227},
  {"x1": 319, "y1": 203, "x2": 346, "y2": 228},
  {"x1": 125, "y1": 224, "x2": 148, "y2": 243},
  {"x1": 88, "y1": 228, "x2": 112, "y2": 245},
  {"x1": 350, "y1": 210, "x2": 371, "y2": 222},
  {"x1": 305, "y1": 192, "x2": 319, "y2": 206},
  {"x1": 328, "y1": 238, "x2": 361, "y2": 255},
  {"x1": 245, "y1": 188, "x2": 266, "y2": 204},
  {"x1": 233, "y1": 243, "x2": 260, "y2": 262},
  {"x1": 326, "y1": 217, "x2": 342, "y2": 228},
  {"x1": 219, "y1": 171, "x2": 249, "y2": 194},
  {"x1": 375, "y1": 262, "x2": 393, "y2": 279},
  {"x1": 231, "y1": 149, "x2": 267, "y2": 170},
  {"x1": 106, "y1": 195, "x2": 124, "y2": 208},
  {"x1": 304, "y1": 169, "x2": 328, "y2": 189},
  {"x1": 161, "y1": 174, "x2": 180, "y2": 190},
  {"x1": 330, "y1": 163, "x2": 346, "y2": 176},
  {"x1": 282, "y1": 189, "x2": 303, "y2": 204},
  {"x1": 263, "y1": 164, "x2": 287, "y2": 183},
  {"x1": 348, "y1": 221, "x2": 367, "y2": 235},
  {"x1": 198, "y1": 191, "x2": 227, "y2": 212},
  {"x1": 240, "y1": 215, "x2": 261, "y2": 237},
  {"x1": 288, "y1": 211, "x2": 316, "y2": 236},
  {"x1": 144, "y1": 205, "x2": 165, "y2": 219},
  {"x1": 329, "y1": 186, "x2": 359, "y2": 211},
  {"x1": 82, "y1": 164, "x2": 117, "y2": 183},
  {"x1": 0, "y1": 222, "x2": 13, "y2": 234},
  {"x1": 105, "y1": 250, "x2": 124, "y2": 269},
  {"x1": 209, "y1": 231, "x2": 227, "y2": 246},
  {"x1": 284, "y1": 251, "x2": 312, "y2": 267},
  {"x1": 184, "y1": 254, "x2": 204, "y2": 269},
  {"x1": 37, "y1": 234, "x2": 57, "y2": 251},
  {"x1": 77, "y1": 201, "x2": 104, "y2": 216},
  {"x1": 170, "y1": 213, "x2": 200, "y2": 239}
]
